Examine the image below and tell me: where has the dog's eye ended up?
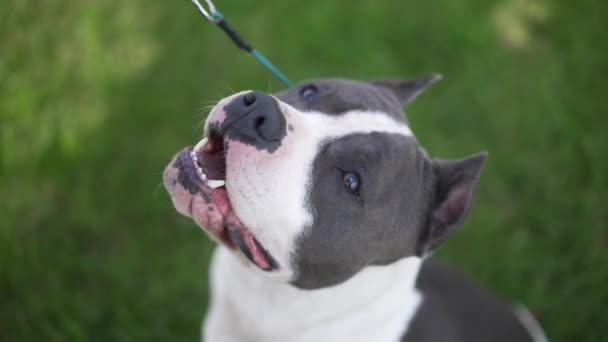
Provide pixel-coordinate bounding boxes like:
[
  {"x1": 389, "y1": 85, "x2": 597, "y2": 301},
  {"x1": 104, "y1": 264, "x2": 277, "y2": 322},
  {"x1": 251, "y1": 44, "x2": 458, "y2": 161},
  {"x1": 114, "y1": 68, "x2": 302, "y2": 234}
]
[
  {"x1": 342, "y1": 172, "x2": 360, "y2": 195},
  {"x1": 300, "y1": 85, "x2": 318, "y2": 100}
]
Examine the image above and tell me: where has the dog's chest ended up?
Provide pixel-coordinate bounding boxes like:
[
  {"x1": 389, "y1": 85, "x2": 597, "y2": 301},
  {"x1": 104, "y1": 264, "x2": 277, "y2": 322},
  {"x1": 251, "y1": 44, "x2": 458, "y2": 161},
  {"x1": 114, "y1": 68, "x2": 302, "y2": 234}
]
[{"x1": 204, "y1": 247, "x2": 423, "y2": 342}]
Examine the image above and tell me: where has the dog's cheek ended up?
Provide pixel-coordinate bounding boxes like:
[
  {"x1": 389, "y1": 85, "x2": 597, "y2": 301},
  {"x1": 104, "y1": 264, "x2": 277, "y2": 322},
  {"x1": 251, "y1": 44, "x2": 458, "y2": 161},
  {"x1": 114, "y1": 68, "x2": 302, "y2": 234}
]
[{"x1": 190, "y1": 194, "x2": 223, "y2": 235}]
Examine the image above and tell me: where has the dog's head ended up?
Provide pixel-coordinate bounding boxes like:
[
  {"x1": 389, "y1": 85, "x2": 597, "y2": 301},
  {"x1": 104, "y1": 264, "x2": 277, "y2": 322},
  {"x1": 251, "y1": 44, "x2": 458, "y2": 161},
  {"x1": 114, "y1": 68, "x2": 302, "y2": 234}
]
[{"x1": 163, "y1": 75, "x2": 486, "y2": 289}]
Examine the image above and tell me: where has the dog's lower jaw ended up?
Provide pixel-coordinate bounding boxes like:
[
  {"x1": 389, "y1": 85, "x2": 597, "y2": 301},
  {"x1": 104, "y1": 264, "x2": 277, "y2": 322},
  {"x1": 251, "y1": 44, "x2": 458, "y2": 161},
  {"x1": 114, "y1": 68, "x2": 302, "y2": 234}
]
[{"x1": 204, "y1": 246, "x2": 424, "y2": 342}]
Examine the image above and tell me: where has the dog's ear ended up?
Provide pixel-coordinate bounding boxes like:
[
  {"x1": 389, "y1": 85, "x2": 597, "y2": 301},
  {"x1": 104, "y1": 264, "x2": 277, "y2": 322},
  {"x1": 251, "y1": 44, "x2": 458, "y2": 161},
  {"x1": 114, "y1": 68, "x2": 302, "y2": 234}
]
[
  {"x1": 417, "y1": 152, "x2": 488, "y2": 255},
  {"x1": 369, "y1": 74, "x2": 441, "y2": 106}
]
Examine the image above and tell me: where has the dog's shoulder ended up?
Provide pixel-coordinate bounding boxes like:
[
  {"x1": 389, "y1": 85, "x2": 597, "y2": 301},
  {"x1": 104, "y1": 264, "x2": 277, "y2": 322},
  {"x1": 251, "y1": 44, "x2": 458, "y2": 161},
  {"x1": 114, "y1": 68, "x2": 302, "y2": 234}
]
[{"x1": 401, "y1": 258, "x2": 536, "y2": 342}]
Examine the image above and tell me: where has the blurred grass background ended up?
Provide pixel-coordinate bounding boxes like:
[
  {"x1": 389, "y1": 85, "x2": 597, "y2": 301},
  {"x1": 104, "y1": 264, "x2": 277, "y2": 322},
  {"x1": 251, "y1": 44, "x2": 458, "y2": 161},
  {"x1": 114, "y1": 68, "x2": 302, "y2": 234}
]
[{"x1": 1, "y1": 0, "x2": 606, "y2": 340}]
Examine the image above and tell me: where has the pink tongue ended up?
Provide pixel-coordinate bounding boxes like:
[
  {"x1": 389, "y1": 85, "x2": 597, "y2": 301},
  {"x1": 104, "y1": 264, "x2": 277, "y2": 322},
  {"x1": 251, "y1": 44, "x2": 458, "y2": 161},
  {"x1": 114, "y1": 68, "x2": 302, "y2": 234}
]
[
  {"x1": 239, "y1": 225, "x2": 270, "y2": 269},
  {"x1": 224, "y1": 210, "x2": 270, "y2": 269}
]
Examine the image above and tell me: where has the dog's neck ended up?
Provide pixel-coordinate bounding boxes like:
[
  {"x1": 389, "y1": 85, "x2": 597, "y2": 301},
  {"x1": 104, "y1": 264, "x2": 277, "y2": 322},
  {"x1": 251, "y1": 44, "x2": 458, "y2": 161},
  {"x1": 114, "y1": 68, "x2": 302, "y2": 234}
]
[{"x1": 205, "y1": 247, "x2": 424, "y2": 342}]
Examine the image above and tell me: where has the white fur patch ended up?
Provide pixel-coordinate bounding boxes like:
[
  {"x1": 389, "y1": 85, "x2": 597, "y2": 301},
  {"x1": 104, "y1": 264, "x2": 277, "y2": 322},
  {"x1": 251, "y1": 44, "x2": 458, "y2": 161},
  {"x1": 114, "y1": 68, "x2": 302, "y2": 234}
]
[
  {"x1": 513, "y1": 304, "x2": 549, "y2": 342},
  {"x1": 205, "y1": 247, "x2": 423, "y2": 342}
]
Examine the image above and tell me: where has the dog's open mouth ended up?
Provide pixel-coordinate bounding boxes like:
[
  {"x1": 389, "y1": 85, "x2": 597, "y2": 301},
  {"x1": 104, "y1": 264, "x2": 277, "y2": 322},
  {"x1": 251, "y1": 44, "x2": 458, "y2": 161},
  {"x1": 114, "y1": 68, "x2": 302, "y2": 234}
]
[{"x1": 178, "y1": 131, "x2": 279, "y2": 272}]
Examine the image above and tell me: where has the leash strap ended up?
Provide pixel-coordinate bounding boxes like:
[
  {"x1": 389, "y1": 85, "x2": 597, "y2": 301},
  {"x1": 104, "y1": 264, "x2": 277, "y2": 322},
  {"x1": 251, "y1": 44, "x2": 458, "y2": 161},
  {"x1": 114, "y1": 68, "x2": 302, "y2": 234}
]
[{"x1": 189, "y1": 0, "x2": 293, "y2": 87}]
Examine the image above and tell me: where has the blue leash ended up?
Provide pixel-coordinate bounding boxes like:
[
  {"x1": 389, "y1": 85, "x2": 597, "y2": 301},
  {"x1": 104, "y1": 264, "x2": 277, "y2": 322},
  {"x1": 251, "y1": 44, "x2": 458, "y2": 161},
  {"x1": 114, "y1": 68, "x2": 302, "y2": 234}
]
[{"x1": 190, "y1": 0, "x2": 293, "y2": 88}]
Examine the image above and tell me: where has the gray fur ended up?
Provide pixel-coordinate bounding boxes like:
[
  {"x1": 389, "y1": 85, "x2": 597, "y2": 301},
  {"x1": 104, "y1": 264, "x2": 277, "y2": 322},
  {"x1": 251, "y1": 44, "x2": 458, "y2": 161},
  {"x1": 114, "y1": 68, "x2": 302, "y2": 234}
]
[
  {"x1": 291, "y1": 133, "x2": 433, "y2": 289},
  {"x1": 276, "y1": 79, "x2": 404, "y2": 120}
]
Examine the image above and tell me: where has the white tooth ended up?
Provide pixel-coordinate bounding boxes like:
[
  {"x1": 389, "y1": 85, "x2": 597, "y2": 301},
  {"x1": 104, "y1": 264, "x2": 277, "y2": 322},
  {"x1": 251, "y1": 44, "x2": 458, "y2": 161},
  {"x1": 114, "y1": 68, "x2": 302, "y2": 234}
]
[
  {"x1": 194, "y1": 137, "x2": 208, "y2": 153},
  {"x1": 207, "y1": 180, "x2": 225, "y2": 189},
  {"x1": 200, "y1": 173, "x2": 207, "y2": 181}
]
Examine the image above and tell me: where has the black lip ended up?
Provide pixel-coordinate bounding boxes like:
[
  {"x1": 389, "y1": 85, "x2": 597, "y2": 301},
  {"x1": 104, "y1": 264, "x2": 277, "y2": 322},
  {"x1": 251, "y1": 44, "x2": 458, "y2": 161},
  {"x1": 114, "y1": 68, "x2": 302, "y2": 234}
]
[
  {"x1": 226, "y1": 225, "x2": 279, "y2": 271},
  {"x1": 174, "y1": 148, "x2": 205, "y2": 194}
]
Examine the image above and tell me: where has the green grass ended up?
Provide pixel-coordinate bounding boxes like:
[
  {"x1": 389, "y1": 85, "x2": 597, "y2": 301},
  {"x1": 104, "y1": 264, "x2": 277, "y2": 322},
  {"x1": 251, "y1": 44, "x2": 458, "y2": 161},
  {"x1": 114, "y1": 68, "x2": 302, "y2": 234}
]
[{"x1": 1, "y1": 0, "x2": 606, "y2": 340}]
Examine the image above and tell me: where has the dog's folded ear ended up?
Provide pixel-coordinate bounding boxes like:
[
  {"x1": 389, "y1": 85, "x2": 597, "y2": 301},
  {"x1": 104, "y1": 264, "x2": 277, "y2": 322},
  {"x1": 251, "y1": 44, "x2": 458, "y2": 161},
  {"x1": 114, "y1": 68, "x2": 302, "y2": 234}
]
[
  {"x1": 417, "y1": 152, "x2": 488, "y2": 256},
  {"x1": 369, "y1": 73, "x2": 442, "y2": 106}
]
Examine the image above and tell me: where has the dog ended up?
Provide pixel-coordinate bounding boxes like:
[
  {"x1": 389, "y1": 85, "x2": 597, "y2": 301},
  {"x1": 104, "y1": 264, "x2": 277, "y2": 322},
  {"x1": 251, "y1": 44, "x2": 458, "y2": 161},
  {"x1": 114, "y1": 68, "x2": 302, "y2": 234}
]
[{"x1": 163, "y1": 75, "x2": 548, "y2": 341}]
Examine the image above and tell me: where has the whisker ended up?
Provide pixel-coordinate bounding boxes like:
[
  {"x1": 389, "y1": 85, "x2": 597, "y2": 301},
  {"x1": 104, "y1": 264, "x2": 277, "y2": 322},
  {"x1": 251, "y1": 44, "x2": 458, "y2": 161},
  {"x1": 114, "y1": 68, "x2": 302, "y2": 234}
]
[
  {"x1": 192, "y1": 124, "x2": 204, "y2": 139},
  {"x1": 222, "y1": 83, "x2": 237, "y2": 97},
  {"x1": 198, "y1": 104, "x2": 216, "y2": 112},
  {"x1": 152, "y1": 181, "x2": 165, "y2": 198},
  {"x1": 198, "y1": 99, "x2": 219, "y2": 106}
]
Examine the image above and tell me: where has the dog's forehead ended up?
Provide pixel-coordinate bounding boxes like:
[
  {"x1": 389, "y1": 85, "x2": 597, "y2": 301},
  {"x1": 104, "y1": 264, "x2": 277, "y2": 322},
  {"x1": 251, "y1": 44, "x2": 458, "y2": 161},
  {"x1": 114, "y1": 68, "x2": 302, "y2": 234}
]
[{"x1": 274, "y1": 79, "x2": 407, "y2": 122}]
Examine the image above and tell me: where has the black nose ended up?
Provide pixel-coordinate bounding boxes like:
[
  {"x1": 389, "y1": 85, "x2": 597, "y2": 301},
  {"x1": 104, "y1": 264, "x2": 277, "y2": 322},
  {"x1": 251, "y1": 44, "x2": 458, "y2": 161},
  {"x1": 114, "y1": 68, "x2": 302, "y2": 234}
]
[{"x1": 222, "y1": 91, "x2": 287, "y2": 152}]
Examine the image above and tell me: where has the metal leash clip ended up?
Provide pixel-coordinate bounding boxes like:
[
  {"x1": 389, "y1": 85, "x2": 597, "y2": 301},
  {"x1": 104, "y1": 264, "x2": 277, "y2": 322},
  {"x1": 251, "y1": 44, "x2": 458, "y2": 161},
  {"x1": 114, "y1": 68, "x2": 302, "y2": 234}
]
[{"x1": 190, "y1": 0, "x2": 222, "y2": 24}]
